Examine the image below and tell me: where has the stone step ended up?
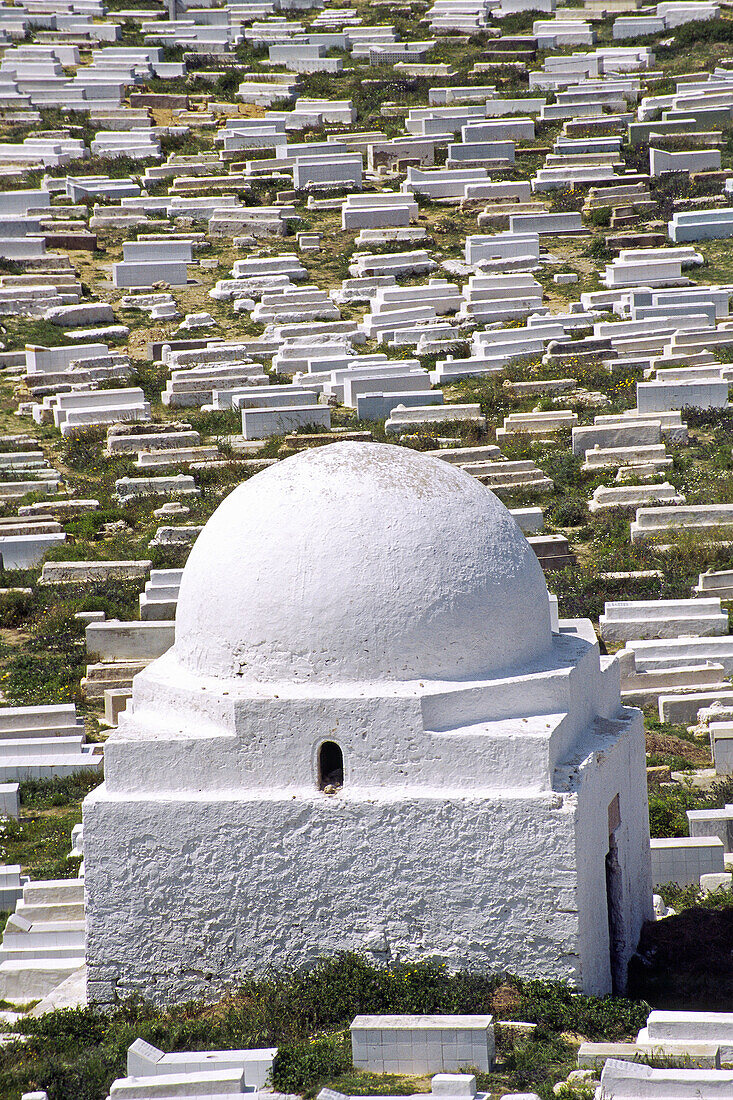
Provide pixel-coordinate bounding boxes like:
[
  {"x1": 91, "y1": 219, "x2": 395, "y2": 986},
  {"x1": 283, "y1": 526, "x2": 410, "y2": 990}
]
[
  {"x1": 29, "y1": 962, "x2": 86, "y2": 1016},
  {"x1": 0, "y1": 957, "x2": 86, "y2": 1001},
  {"x1": 622, "y1": 676, "x2": 729, "y2": 708},
  {"x1": 605, "y1": 232, "x2": 666, "y2": 251},
  {"x1": 0, "y1": 757, "x2": 102, "y2": 781},
  {"x1": 109, "y1": 1068, "x2": 246, "y2": 1097},
  {"x1": 85, "y1": 662, "x2": 148, "y2": 678},
  {"x1": 23, "y1": 880, "x2": 84, "y2": 905},
  {"x1": 83, "y1": 678, "x2": 136, "y2": 698},
  {"x1": 610, "y1": 214, "x2": 638, "y2": 228},
  {"x1": 16, "y1": 901, "x2": 85, "y2": 922},
  {"x1": 82, "y1": 660, "x2": 147, "y2": 698},
  {"x1": 2, "y1": 930, "x2": 86, "y2": 950},
  {"x1": 8, "y1": 918, "x2": 85, "y2": 935},
  {"x1": 0, "y1": 945, "x2": 86, "y2": 962}
]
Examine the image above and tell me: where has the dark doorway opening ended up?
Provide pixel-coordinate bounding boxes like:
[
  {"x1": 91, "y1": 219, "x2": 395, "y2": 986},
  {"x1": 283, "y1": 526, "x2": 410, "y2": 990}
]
[
  {"x1": 606, "y1": 795, "x2": 626, "y2": 995},
  {"x1": 318, "y1": 741, "x2": 344, "y2": 790}
]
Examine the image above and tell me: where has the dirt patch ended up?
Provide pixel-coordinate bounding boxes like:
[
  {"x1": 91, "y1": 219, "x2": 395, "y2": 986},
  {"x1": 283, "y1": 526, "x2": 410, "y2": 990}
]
[
  {"x1": 492, "y1": 982, "x2": 521, "y2": 1018},
  {"x1": 0, "y1": 627, "x2": 30, "y2": 649},
  {"x1": 646, "y1": 732, "x2": 711, "y2": 767}
]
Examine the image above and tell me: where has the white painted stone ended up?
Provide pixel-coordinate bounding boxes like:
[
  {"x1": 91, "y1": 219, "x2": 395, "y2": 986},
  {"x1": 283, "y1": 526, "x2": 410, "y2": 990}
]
[
  {"x1": 83, "y1": 443, "x2": 653, "y2": 1007},
  {"x1": 708, "y1": 726, "x2": 733, "y2": 775},
  {"x1": 86, "y1": 621, "x2": 175, "y2": 663},
  {"x1": 431, "y1": 1075, "x2": 478, "y2": 1098},
  {"x1": 700, "y1": 871, "x2": 732, "y2": 894},
  {"x1": 40, "y1": 561, "x2": 151, "y2": 584},
  {"x1": 386, "y1": 404, "x2": 486, "y2": 433},
  {"x1": 631, "y1": 504, "x2": 733, "y2": 543},
  {"x1": 123, "y1": 242, "x2": 192, "y2": 263},
  {"x1": 688, "y1": 804, "x2": 733, "y2": 846},
  {"x1": 695, "y1": 570, "x2": 733, "y2": 598},
  {"x1": 113, "y1": 261, "x2": 188, "y2": 289},
  {"x1": 645, "y1": 1009, "x2": 733, "y2": 1059},
  {"x1": 126, "y1": 1039, "x2": 276, "y2": 1086},
  {"x1": 650, "y1": 837, "x2": 725, "y2": 887},
  {"x1": 0, "y1": 784, "x2": 19, "y2": 819},
  {"x1": 109, "y1": 1067, "x2": 247, "y2": 1096},
  {"x1": 659, "y1": 690, "x2": 733, "y2": 724},
  {"x1": 614, "y1": 648, "x2": 725, "y2": 708},
  {"x1": 650, "y1": 146, "x2": 721, "y2": 176},
  {"x1": 241, "y1": 404, "x2": 331, "y2": 439},
  {"x1": 351, "y1": 1016, "x2": 494, "y2": 1073},
  {"x1": 600, "y1": 598, "x2": 728, "y2": 643},
  {"x1": 573, "y1": 421, "x2": 662, "y2": 458},
  {"x1": 599, "y1": 1056, "x2": 733, "y2": 1099},
  {"x1": 637, "y1": 378, "x2": 729, "y2": 413},
  {"x1": 0, "y1": 877, "x2": 86, "y2": 1002},
  {"x1": 670, "y1": 209, "x2": 733, "y2": 243},
  {"x1": 115, "y1": 476, "x2": 199, "y2": 500},
  {"x1": 0, "y1": 533, "x2": 66, "y2": 569},
  {"x1": 498, "y1": 411, "x2": 577, "y2": 441},
  {"x1": 589, "y1": 483, "x2": 682, "y2": 512}
]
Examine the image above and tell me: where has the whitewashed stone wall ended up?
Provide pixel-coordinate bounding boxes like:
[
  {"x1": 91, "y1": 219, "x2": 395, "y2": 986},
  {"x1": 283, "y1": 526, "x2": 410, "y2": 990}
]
[{"x1": 83, "y1": 445, "x2": 653, "y2": 1006}]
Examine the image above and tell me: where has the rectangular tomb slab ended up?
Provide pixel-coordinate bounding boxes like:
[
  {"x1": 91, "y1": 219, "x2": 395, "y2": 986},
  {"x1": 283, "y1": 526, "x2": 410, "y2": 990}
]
[
  {"x1": 650, "y1": 836, "x2": 725, "y2": 887},
  {"x1": 350, "y1": 1015, "x2": 494, "y2": 1073}
]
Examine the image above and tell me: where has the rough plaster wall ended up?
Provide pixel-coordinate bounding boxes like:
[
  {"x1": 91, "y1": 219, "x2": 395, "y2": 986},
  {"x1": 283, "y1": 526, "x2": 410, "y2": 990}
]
[
  {"x1": 105, "y1": 631, "x2": 613, "y2": 798},
  {"x1": 84, "y1": 791, "x2": 579, "y2": 1006},
  {"x1": 107, "y1": 690, "x2": 570, "y2": 797}
]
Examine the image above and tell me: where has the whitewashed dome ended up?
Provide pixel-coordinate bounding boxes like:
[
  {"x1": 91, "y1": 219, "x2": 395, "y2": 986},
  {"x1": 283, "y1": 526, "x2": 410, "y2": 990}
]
[{"x1": 173, "y1": 442, "x2": 553, "y2": 684}]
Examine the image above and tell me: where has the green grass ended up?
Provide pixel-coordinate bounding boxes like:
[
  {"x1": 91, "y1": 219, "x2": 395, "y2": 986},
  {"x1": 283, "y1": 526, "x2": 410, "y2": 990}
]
[
  {"x1": 0, "y1": 957, "x2": 649, "y2": 1100},
  {"x1": 648, "y1": 777, "x2": 733, "y2": 839},
  {"x1": 0, "y1": 773, "x2": 101, "y2": 881},
  {"x1": 659, "y1": 883, "x2": 733, "y2": 911}
]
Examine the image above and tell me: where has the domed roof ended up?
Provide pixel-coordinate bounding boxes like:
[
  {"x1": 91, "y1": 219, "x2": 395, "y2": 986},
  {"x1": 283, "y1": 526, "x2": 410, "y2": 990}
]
[{"x1": 173, "y1": 442, "x2": 553, "y2": 684}]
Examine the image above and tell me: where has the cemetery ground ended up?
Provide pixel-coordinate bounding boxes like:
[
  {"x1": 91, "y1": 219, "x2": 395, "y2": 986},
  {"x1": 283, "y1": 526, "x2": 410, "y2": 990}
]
[
  {"x1": 0, "y1": 956, "x2": 653, "y2": 1100},
  {"x1": 5, "y1": 0, "x2": 733, "y2": 1097}
]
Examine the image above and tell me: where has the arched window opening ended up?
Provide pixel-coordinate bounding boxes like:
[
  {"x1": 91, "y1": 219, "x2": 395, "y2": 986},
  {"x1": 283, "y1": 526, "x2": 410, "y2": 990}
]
[{"x1": 318, "y1": 741, "x2": 344, "y2": 791}]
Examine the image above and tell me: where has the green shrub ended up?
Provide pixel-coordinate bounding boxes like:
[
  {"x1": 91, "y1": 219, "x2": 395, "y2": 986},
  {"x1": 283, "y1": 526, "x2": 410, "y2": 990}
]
[
  {"x1": 214, "y1": 69, "x2": 239, "y2": 97},
  {"x1": 60, "y1": 428, "x2": 107, "y2": 471},
  {"x1": 1, "y1": 650, "x2": 84, "y2": 706},
  {"x1": 658, "y1": 16, "x2": 733, "y2": 48},
  {"x1": 588, "y1": 207, "x2": 611, "y2": 228},
  {"x1": 539, "y1": 451, "x2": 584, "y2": 490},
  {"x1": 272, "y1": 1034, "x2": 352, "y2": 1092},
  {"x1": 0, "y1": 588, "x2": 33, "y2": 628},
  {"x1": 186, "y1": 408, "x2": 242, "y2": 438},
  {"x1": 553, "y1": 1079, "x2": 597, "y2": 1100},
  {"x1": 659, "y1": 882, "x2": 733, "y2": 912},
  {"x1": 499, "y1": 1030, "x2": 575, "y2": 1093},
  {"x1": 127, "y1": 362, "x2": 171, "y2": 405},
  {"x1": 648, "y1": 778, "x2": 733, "y2": 838},
  {"x1": 584, "y1": 236, "x2": 611, "y2": 261},
  {"x1": 515, "y1": 979, "x2": 648, "y2": 1041},
  {"x1": 547, "y1": 497, "x2": 589, "y2": 528},
  {"x1": 0, "y1": 809, "x2": 85, "y2": 881}
]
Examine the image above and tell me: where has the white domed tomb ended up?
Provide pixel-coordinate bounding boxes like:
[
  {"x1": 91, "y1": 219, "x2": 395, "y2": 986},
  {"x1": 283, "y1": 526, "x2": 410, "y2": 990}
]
[{"x1": 83, "y1": 443, "x2": 653, "y2": 1006}]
